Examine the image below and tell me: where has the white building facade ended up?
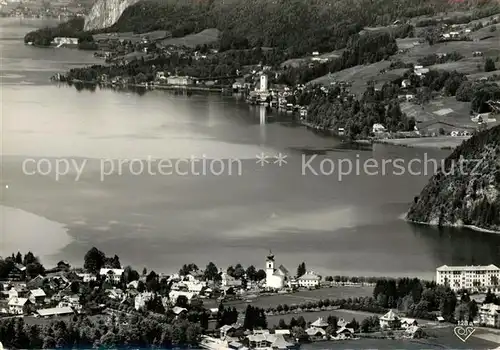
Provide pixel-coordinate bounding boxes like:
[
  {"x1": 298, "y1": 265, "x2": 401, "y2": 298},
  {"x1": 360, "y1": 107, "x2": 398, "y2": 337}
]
[
  {"x1": 259, "y1": 74, "x2": 268, "y2": 92},
  {"x1": 436, "y1": 264, "x2": 500, "y2": 291},
  {"x1": 297, "y1": 272, "x2": 322, "y2": 288},
  {"x1": 265, "y1": 252, "x2": 289, "y2": 290}
]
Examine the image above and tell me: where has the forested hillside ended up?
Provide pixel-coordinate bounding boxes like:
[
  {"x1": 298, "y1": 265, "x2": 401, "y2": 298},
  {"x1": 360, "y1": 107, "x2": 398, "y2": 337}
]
[
  {"x1": 407, "y1": 125, "x2": 500, "y2": 232},
  {"x1": 100, "y1": 0, "x2": 498, "y2": 57}
]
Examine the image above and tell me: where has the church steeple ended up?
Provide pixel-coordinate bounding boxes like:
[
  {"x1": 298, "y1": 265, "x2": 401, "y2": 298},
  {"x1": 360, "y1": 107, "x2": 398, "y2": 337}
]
[{"x1": 266, "y1": 250, "x2": 274, "y2": 261}]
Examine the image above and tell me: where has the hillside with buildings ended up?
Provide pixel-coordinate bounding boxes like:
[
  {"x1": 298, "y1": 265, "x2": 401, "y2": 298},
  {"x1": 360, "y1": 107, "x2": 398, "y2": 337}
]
[{"x1": 407, "y1": 124, "x2": 500, "y2": 231}]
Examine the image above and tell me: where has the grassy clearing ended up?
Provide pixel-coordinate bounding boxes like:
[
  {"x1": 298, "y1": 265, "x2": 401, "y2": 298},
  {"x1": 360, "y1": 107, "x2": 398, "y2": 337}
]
[
  {"x1": 160, "y1": 28, "x2": 220, "y2": 48},
  {"x1": 280, "y1": 49, "x2": 344, "y2": 68},
  {"x1": 205, "y1": 286, "x2": 373, "y2": 312},
  {"x1": 93, "y1": 30, "x2": 169, "y2": 43},
  {"x1": 401, "y1": 97, "x2": 472, "y2": 125},
  {"x1": 309, "y1": 61, "x2": 395, "y2": 96}
]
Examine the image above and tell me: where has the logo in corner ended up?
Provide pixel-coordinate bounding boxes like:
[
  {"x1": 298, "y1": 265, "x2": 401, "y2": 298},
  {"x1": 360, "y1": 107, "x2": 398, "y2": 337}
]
[{"x1": 453, "y1": 326, "x2": 476, "y2": 342}]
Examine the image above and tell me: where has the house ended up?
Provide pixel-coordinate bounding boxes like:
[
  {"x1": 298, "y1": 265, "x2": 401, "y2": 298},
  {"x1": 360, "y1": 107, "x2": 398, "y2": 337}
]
[
  {"x1": 372, "y1": 123, "x2": 387, "y2": 134},
  {"x1": 7, "y1": 287, "x2": 19, "y2": 300},
  {"x1": 134, "y1": 292, "x2": 154, "y2": 310},
  {"x1": 401, "y1": 318, "x2": 418, "y2": 329},
  {"x1": 451, "y1": 130, "x2": 460, "y2": 137},
  {"x1": 405, "y1": 325, "x2": 425, "y2": 338},
  {"x1": 336, "y1": 326, "x2": 354, "y2": 339},
  {"x1": 57, "y1": 261, "x2": 71, "y2": 270},
  {"x1": 247, "y1": 332, "x2": 295, "y2": 349},
  {"x1": 29, "y1": 288, "x2": 46, "y2": 304},
  {"x1": 52, "y1": 37, "x2": 79, "y2": 47},
  {"x1": 297, "y1": 272, "x2": 322, "y2": 288},
  {"x1": 221, "y1": 272, "x2": 242, "y2": 287},
  {"x1": 337, "y1": 318, "x2": 349, "y2": 328},
  {"x1": 169, "y1": 290, "x2": 198, "y2": 305},
  {"x1": 156, "y1": 71, "x2": 166, "y2": 81},
  {"x1": 305, "y1": 327, "x2": 327, "y2": 339},
  {"x1": 312, "y1": 51, "x2": 319, "y2": 56},
  {"x1": 220, "y1": 323, "x2": 242, "y2": 339},
  {"x1": 37, "y1": 306, "x2": 74, "y2": 318},
  {"x1": 8, "y1": 297, "x2": 30, "y2": 315},
  {"x1": 265, "y1": 252, "x2": 290, "y2": 290},
  {"x1": 475, "y1": 303, "x2": 500, "y2": 327},
  {"x1": 436, "y1": 264, "x2": 500, "y2": 291},
  {"x1": 379, "y1": 310, "x2": 401, "y2": 329},
  {"x1": 26, "y1": 275, "x2": 45, "y2": 289},
  {"x1": 166, "y1": 76, "x2": 193, "y2": 86},
  {"x1": 310, "y1": 317, "x2": 328, "y2": 328},
  {"x1": 77, "y1": 272, "x2": 97, "y2": 282},
  {"x1": 401, "y1": 79, "x2": 411, "y2": 88},
  {"x1": 9, "y1": 264, "x2": 26, "y2": 280},
  {"x1": 107, "y1": 288, "x2": 125, "y2": 300},
  {"x1": 414, "y1": 67, "x2": 430, "y2": 76},
  {"x1": 99, "y1": 268, "x2": 124, "y2": 283}
]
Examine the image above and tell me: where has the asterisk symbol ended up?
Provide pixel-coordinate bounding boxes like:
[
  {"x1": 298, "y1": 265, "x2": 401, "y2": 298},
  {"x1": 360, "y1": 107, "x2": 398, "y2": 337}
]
[
  {"x1": 256, "y1": 153, "x2": 269, "y2": 166},
  {"x1": 274, "y1": 153, "x2": 288, "y2": 166}
]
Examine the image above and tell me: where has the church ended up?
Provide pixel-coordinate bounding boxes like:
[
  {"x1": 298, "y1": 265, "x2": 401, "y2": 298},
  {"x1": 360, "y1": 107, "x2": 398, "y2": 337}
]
[{"x1": 265, "y1": 251, "x2": 290, "y2": 289}]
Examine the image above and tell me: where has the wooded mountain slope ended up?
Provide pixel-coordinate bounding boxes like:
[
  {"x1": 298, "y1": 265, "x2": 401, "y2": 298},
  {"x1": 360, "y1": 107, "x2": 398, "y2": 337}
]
[
  {"x1": 91, "y1": 0, "x2": 498, "y2": 56},
  {"x1": 407, "y1": 125, "x2": 500, "y2": 232}
]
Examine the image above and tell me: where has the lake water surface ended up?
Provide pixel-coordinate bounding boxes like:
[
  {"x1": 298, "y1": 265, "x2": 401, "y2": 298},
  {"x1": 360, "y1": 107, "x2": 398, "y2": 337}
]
[{"x1": 1, "y1": 18, "x2": 499, "y2": 276}]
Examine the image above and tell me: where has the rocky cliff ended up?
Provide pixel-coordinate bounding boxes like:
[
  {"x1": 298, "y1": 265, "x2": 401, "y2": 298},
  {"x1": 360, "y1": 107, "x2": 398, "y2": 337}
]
[
  {"x1": 406, "y1": 125, "x2": 500, "y2": 232},
  {"x1": 84, "y1": 0, "x2": 141, "y2": 31}
]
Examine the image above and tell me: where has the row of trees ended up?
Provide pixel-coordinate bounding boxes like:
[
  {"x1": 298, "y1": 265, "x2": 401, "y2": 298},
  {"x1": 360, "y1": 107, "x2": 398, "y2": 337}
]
[{"x1": 0, "y1": 313, "x2": 202, "y2": 349}]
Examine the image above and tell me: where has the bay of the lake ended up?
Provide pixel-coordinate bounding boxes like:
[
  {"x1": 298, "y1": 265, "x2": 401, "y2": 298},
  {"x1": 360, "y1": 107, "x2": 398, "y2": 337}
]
[{"x1": 1, "y1": 18, "x2": 499, "y2": 276}]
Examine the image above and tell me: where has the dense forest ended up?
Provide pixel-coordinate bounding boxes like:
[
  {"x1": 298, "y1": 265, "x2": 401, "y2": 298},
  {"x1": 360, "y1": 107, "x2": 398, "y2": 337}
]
[
  {"x1": 407, "y1": 124, "x2": 500, "y2": 231},
  {"x1": 104, "y1": 0, "x2": 498, "y2": 57},
  {"x1": 305, "y1": 82, "x2": 415, "y2": 138}
]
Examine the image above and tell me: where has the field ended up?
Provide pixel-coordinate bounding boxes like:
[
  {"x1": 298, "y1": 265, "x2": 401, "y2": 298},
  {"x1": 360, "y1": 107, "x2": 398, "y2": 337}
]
[
  {"x1": 280, "y1": 49, "x2": 345, "y2": 68},
  {"x1": 160, "y1": 29, "x2": 221, "y2": 48},
  {"x1": 401, "y1": 97, "x2": 472, "y2": 124},
  {"x1": 205, "y1": 285, "x2": 373, "y2": 312},
  {"x1": 309, "y1": 61, "x2": 397, "y2": 96},
  {"x1": 93, "y1": 30, "x2": 169, "y2": 43}
]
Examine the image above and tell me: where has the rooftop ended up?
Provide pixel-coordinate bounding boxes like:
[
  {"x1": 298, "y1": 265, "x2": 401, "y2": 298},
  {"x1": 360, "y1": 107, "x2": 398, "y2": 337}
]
[
  {"x1": 436, "y1": 264, "x2": 500, "y2": 271},
  {"x1": 37, "y1": 306, "x2": 74, "y2": 317}
]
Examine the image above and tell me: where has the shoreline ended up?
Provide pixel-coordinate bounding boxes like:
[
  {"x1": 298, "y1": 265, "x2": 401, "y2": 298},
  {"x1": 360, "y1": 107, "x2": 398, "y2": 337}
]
[
  {"x1": 354, "y1": 136, "x2": 470, "y2": 150},
  {"x1": 404, "y1": 214, "x2": 500, "y2": 235},
  {"x1": 53, "y1": 79, "x2": 230, "y2": 93}
]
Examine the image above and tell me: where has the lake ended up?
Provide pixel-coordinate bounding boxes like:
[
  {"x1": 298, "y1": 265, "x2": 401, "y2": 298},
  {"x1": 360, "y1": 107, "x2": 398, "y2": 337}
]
[{"x1": 1, "y1": 18, "x2": 499, "y2": 277}]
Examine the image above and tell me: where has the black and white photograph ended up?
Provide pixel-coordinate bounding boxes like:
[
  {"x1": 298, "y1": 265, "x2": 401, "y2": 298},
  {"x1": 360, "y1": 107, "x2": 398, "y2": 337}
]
[{"x1": 1, "y1": 0, "x2": 500, "y2": 348}]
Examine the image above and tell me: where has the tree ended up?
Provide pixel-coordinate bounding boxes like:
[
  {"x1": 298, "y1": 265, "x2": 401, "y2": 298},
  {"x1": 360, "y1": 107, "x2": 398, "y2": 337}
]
[
  {"x1": 83, "y1": 247, "x2": 106, "y2": 274},
  {"x1": 110, "y1": 255, "x2": 121, "y2": 269},
  {"x1": 296, "y1": 262, "x2": 306, "y2": 278},
  {"x1": 15, "y1": 252, "x2": 23, "y2": 264},
  {"x1": 255, "y1": 269, "x2": 266, "y2": 281},
  {"x1": 485, "y1": 58, "x2": 496, "y2": 72},
  {"x1": 246, "y1": 265, "x2": 257, "y2": 281},
  {"x1": 203, "y1": 262, "x2": 220, "y2": 282},
  {"x1": 123, "y1": 266, "x2": 140, "y2": 284},
  {"x1": 233, "y1": 264, "x2": 245, "y2": 280}
]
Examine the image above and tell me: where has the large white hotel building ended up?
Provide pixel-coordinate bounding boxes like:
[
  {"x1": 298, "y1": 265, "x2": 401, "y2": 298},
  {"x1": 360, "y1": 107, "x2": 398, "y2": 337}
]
[{"x1": 436, "y1": 264, "x2": 500, "y2": 291}]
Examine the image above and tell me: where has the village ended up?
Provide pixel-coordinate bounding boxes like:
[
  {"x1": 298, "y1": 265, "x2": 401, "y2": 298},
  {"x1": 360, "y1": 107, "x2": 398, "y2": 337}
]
[
  {"x1": 44, "y1": 8, "x2": 500, "y2": 148},
  {"x1": 0, "y1": 249, "x2": 499, "y2": 349}
]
